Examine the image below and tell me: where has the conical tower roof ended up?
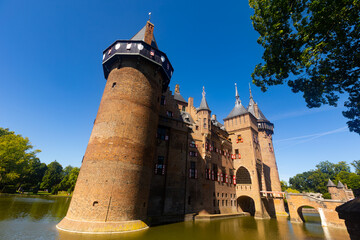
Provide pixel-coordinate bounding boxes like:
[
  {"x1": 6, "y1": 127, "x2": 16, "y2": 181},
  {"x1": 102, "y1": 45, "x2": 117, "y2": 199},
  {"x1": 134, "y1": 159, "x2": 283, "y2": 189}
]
[
  {"x1": 247, "y1": 83, "x2": 269, "y2": 122},
  {"x1": 337, "y1": 181, "x2": 345, "y2": 188},
  {"x1": 198, "y1": 86, "x2": 211, "y2": 111},
  {"x1": 224, "y1": 83, "x2": 248, "y2": 120},
  {"x1": 130, "y1": 22, "x2": 158, "y2": 49},
  {"x1": 327, "y1": 179, "x2": 336, "y2": 187}
]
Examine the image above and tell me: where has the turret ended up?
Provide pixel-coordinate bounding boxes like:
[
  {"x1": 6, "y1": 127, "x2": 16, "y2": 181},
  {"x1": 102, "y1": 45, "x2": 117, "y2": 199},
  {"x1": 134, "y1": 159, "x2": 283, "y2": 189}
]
[
  {"x1": 197, "y1": 86, "x2": 211, "y2": 134},
  {"x1": 57, "y1": 20, "x2": 173, "y2": 233}
]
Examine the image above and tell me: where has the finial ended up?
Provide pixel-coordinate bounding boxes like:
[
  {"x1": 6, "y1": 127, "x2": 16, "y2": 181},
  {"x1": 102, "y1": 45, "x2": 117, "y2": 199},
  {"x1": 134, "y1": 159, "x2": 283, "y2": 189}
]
[
  {"x1": 202, "y1": 86, "x2": 206, "y2": 98},
  {"x1": 148, "y1": 12, "x2": 151, "y2": 21},
  {"x1": 249, "y1": 82, "x2": 253, "y2": 99},
  {"x1": 235, "y1": 83, "x2": 241, "y2": 105}
]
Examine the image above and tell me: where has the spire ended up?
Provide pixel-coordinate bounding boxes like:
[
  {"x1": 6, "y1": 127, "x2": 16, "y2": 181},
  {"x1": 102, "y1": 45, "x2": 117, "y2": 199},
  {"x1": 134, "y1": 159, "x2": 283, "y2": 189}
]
[
  {"x1": 235, "y1": 83, "x2": 241, "y2": 105},
  {"x1": 198, "y1": 86, "x2": 210, "y2": 111},
  {"x1": 337, "y1": 181, "x2": 345, "y2": 189},
  {"x1": 248, "y1": 82, "x2": 255, "y2": 107},
  {"x1": 327, "y1": 179, "x2": 336, "y2": 187},
  {"x1": 224, "y1": 83, "x2": 248, "y2": 120}
]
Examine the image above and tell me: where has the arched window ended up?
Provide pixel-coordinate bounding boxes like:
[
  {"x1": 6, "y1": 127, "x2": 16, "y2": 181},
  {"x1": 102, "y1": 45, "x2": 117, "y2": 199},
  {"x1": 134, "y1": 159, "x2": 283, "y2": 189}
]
[{"x1": 236, "y1": 167, "x2": 251, "y2": 184}]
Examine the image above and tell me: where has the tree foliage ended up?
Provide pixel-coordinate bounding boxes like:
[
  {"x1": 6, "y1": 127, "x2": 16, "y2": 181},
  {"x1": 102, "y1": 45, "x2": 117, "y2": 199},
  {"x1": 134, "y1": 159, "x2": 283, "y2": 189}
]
[
  {"x1": 288, "y1": 160, "x2": 359, "y2": 195},
  {"x1": 40, "y1": 161, "x2": 63, "y2": 193},
  {"x1": 0, "y1": 127, "x2": 80, "y2": 194},
  {"x1": 249, "y1": 0, "x2": 360, "y2": 134},
  {"x1": 0, "y1": 128, "x2": 41, "y2": 191}
]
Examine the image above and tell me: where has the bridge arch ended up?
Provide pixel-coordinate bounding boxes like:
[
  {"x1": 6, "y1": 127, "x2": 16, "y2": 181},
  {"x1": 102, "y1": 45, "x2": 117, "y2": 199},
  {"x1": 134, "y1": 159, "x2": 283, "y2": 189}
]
[
  {"x1": 237, "y1": 195, "x2": 255, "y2": 216},
  {"x1": 297, "y1": 205, "x2": 321, "y2": 224},
  {"x1": 236, "y1": 166, "x2": 251, "y2": 184}
]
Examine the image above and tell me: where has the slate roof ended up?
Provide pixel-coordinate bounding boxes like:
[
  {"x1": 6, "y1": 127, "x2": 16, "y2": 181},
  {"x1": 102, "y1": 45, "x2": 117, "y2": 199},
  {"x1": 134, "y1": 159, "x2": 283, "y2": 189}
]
[
  {"x1": 174, "y1": 92, "x2": 187, "y2": 103},
  {"x1": 181, "y1": 112, "x2": 194, "y2": 124},
  {"x1": 327, "y1": 179, "x2": 336, "y2": 187},
  {"x1": 130, "y1": 24, "x2": 158, "y2": 49},
  {"x1": 224, "y1": 102, "x2": 248, "y2": 120},
  {"x1": 337, "y1": 181, "x2": 345, "y2": 189},
  {"x1": 198, "y1": 87, "x2": 210, "y2": 111},
  {"x1": 224, "y1": 83, "x2": 248, "y2": 120}
]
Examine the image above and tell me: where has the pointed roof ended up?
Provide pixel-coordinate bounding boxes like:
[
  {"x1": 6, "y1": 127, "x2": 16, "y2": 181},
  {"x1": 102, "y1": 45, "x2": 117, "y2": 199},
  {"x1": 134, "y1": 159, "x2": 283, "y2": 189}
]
[
  {"x1": 247, "y1": 83, "x2": 269, "y2": 122},
  {"x1": 327, "y1": 179, "x2": 336, "y2": 187},
  {"x1": 131, "y1": 22, "x2": 158, "y2": 49},
  {"x1": 174, "y1": 84, "x2": 187, "y2": 103},
  {"x1": 224, "y1": 83, "x2": 248, "y2": 120},
  {"x1": 198, "y1": 86, "x2": 210, "y2": 111},
  {"x1": 337, "y1": 181, "x2": 345, "y2": 188}
]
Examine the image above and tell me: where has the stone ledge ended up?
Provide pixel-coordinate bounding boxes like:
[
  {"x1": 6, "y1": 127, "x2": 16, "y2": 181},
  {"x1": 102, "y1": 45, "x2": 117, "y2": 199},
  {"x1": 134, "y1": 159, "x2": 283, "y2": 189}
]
[
  {"x1": 194, "y1": 212, "x2": 249, "y2": 221},
  {"x1": 56, "y1": 217, "x2": 149, "y2": 234}
]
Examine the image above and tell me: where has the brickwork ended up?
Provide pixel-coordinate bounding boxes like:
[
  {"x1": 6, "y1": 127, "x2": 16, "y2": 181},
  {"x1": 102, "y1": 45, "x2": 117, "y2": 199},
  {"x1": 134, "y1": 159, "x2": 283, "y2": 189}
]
[
  {"x1": 58, "y1": 58, "x2": 164, "y2": 232},
  {"x1": 287, "y1": 193, "x2": 346, "y2": 228}
]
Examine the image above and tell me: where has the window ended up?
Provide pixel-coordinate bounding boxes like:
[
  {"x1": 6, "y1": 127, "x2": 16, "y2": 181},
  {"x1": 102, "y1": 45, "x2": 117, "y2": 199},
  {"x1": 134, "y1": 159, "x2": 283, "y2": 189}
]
[
  {"x1": 161, "y1": 95, "x2": 166, "y2": 105},
  {"x1": 155, "y1": 156, "x2": 165, "y2": 175},
  {"x1": 189, "y1": 151, "x2": 197, "y2": 157},
  {"x1": 196, "y1": 126, "x2": 199, "y2": 130},
  {"x1": 235, "y1": 149, "x2": 239, "y2": 155},
  {"x1": 213, "y1": 164, "x2": 218, "y2": 181},
  {"x1": 166, "y1": 111, "x2": 173, "y2": 117},
  {"x1": 203, "y1": 118, "x2": 206, "y2": 128},
  {"x1": 189, "y1": 141, "x2": 196, "y2": 148},
  {"x1": 112, "y1": 82, "x2": 116, "y2": 88},
  {"x1": 157, "y1": 127, "x2": 168, "y2": 140},
  {"x1": 222, "y1": 200, "x2": 224, "y2": 206},
  {"x1": 189, "y1": 161, "x2": 197, "y2": 179},
  {"x1": 182, "y1": 106, "x2": 186, "y2": 111}
]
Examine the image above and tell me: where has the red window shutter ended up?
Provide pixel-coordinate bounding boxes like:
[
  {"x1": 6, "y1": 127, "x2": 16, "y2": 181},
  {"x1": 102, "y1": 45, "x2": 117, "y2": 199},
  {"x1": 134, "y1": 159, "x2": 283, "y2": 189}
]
[
  {"x1": 238, "y1": 154, "x2": 241, "y2": 159},
  {"x1": 233, "y1": 175, "x2": 236, "y2": 185},
  {"x1": 225, "y1": 174, "x2": 228, "y2": 183},
  {"x1": 217, "y1": 173, "x2": 220, "y2": 182}
]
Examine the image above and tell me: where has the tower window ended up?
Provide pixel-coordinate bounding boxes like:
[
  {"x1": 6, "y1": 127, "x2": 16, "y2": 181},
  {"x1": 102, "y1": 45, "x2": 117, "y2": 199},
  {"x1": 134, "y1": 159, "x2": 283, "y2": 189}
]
[
  {"x1": 161, "y1": 95, "x2": 166, "y2": 105},
  {"x1": 166, "y1": 111, "x2": 173, "y2": 117},
  {"x1": 112, "y1": 82, "x2": 116, "y2": 88},
  {"x1": 155, "y1": 156, "x2": 165, "y2": 175}
]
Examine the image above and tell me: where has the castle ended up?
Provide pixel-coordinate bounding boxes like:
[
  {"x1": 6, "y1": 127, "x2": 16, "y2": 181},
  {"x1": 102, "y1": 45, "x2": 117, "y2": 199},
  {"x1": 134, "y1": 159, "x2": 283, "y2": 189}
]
[{"x1": 57, "y1": 20, "x2": 286, "y2": 233}]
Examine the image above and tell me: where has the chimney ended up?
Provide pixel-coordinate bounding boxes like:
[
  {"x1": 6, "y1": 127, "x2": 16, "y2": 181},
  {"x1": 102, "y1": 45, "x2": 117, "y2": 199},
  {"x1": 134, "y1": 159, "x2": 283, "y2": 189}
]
[
  {"x1": 144, "y1": 21, "x2": 154, "y2": 45},
  {"x1": 212, "y1": 114, "x2": 217, "y2": 120},
  {"x1": 254, "y1": 103, "x2": 259, "y2": 118},
  {"x1": 188, "y1": 97, "x2": 194, "y2": 108},
  {"x1": 175, "y1": 84, "x2": 180, "y2": 93}
]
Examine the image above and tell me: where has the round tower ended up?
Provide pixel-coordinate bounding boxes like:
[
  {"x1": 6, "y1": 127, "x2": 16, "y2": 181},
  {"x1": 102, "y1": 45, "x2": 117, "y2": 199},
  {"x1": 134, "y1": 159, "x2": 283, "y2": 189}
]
[
  {"x1": 197, "y1": 86, "x2": 211, "y2": 134},
  {"x1": 57, "y1": 20, "x2": 174, "y2": 233},
  {"x1": 247, "y1": 85, "x2": 287, "y2": 216}
]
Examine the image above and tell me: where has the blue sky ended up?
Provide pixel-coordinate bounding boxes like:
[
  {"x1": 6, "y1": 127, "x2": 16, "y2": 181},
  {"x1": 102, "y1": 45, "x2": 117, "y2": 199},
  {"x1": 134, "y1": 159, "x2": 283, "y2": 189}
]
[{"x1": 0, "y1": 1, "x2": 359, "y2": 182}]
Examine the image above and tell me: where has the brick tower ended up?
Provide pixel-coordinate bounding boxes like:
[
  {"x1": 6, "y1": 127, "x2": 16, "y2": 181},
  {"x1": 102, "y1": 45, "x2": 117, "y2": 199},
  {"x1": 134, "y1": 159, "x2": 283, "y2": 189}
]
[
  {"x1": 224, "y1": 84, "x2": 269, "y2": 219},
  {"x1": 57, "y1": 20, "x2": 173, "y2": 233},
  {"x1": 248, "y1": 86, "x2": 287, "y2": 216}
]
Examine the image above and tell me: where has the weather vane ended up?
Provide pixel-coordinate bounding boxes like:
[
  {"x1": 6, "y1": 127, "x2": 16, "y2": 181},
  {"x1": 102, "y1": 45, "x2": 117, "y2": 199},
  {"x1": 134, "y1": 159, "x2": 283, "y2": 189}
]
[{"x1": 148, "y1": 12, "x2": 151, "y2": 21}]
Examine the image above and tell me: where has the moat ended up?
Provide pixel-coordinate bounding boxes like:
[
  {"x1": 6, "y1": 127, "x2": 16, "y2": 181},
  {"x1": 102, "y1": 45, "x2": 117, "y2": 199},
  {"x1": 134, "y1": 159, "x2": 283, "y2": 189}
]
[{"x1": 0, "y1": 195, "x2": 350, "y2": 240}]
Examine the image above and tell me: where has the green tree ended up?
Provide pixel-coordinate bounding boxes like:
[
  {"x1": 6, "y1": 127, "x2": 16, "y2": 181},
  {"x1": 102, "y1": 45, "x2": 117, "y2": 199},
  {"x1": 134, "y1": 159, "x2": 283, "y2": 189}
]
[
  {"x1": 315, "y1": 160, "x2": 350, "y2": 179},
  {"x1": 40, "y1": 161, "x2": 63, "y2": 193},
  {"x1": 280, "y1": 180, "x2": 288, "y2": 191},
  {"x1": 249, "y1": 0, "x2": 360, "y2": 134},
  {"x1": 22, "y1": 158, "x2": 47, "y2": 193},
  {"x1": 351, "y1": 160, "x2": 360, "y2": 175},
  {"x1": 335, "y1": 171, "x2": 360, "y2": 190},
  {"x1": 0, "y1": 128, "x2": 41, "y2": 192},
  {"x1": 58, "y1": 166, "x2": 79, "y2": 193}
]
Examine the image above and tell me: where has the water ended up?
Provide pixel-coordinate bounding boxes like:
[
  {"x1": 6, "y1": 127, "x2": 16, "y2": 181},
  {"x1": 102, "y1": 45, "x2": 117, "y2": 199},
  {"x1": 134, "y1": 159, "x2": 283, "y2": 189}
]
[{"x1": 0, "y1": 195, "x2": 350, "y2": 240}]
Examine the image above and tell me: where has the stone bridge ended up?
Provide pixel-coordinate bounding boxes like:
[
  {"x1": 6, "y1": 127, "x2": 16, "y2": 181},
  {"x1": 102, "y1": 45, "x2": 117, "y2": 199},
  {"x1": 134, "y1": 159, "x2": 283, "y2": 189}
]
[{"x1": 286, "y1": 193, "x2": 346, "y2": 228}]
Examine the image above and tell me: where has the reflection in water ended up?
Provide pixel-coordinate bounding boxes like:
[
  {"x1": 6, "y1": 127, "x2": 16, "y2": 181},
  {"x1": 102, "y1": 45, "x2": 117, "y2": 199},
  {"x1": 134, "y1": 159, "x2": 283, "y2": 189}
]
[{"x1": 0, "y1": 196, "x2": 350, "y2": 240}]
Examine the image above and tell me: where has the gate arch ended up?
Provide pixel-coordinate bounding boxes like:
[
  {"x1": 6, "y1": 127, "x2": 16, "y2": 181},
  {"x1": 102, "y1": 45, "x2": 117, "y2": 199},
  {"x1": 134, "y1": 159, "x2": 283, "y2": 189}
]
[
  {"x1": 237, "y1": 195, "x2": 255, "y2": 216},
  {"x1": 236, "y1": 166, "x2": 251, "y2": 184}
]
